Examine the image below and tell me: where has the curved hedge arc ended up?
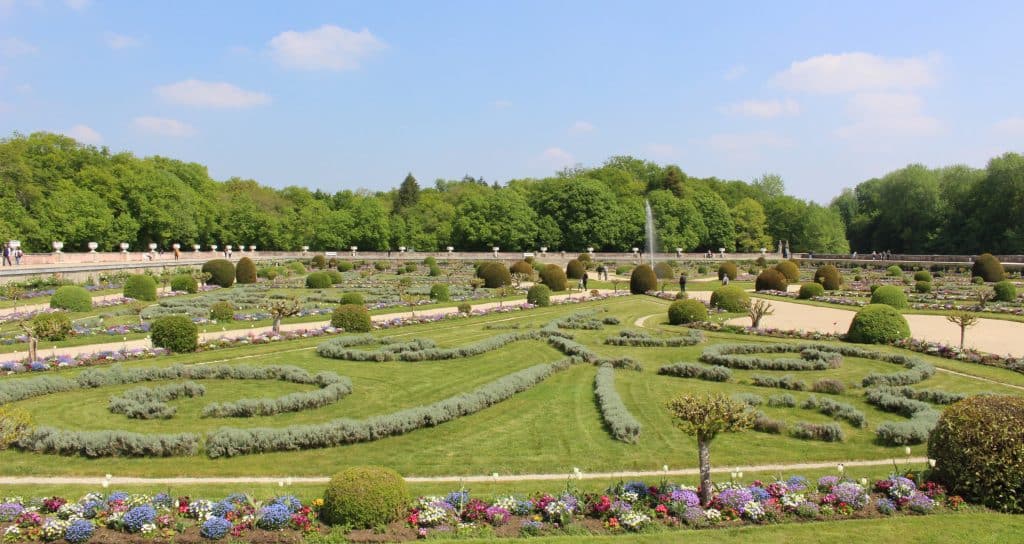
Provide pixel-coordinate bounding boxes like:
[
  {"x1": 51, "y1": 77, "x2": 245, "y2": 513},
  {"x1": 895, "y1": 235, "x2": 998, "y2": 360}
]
[
  {"x1": 108, "y1": 382, "x2": 206, "y2": 420},
  {"x1": 657, "y1": 363, "x2": 731, "y2": 382},
  {"x1": 699, "y1": 344, "x2": 842, "y2": 371},
  {"x1": 864, "y1": 386, "x2": 941, "y2": 446},
  {"x1": 594, "y1": 364, "x2": 642, "y2": 443},
  {"x1": 604, "y1": 329, "x2": 703, "y2": 347}
]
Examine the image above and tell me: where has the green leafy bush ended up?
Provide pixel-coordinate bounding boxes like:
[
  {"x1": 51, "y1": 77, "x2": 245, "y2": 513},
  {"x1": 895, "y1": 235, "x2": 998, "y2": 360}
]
[
  {"x1": 404, "y1": 263, "x2": 416, "y2": 273},
  {"x1": 594, "y1": 365, "x2": 641, "y2": 443},
  {"x1": 170, "y1": 274, "x2": 198, "y2": 294},
  {"x1": 798, "y1": 283, "x2": 824, "y2": 299},
  {"x1": 774, "y1": 260, "x2": 800, "y2": 282},
  {"x1": 790, "y1": 422, "x2": 844, "y2": 442},
  {"x1": 870, "y1": 285, "x2": 908, "y2": 308},
  {"x1": 813, "y1": 265, "x2": 842, "y2": 290},
  {"x1": 123, "y1": 275, "x2": 158, "y2": 301},
  {"x1": 476, "y1": 262, "x2": 511, "y2": 288},
  {"x1": 629, "y1": 264, "x2": 657, "y2": 294},
  {"x1": 429, "y1": 284, "x2": 449, "y2": 302},
  {"x1": 928, "y1": 395, "x2": 1024, "y2": 512},
  {"x1": 539, "y1": 264, "x2": 568, "y2": 291},
  {"x1": 209, "y1": 301, "x2": 234, "y2": 321},
  {"x1": 321, "y1": 466, "x2": 410, "y2": 527},
  {"x1": 914, "y1": 281, "x2": 932, "y2": 293},
  {"x1": 755, "y1": 269, "x2": 788, "y2": 291},
  {"x1": 653, "y1": 262, "x2": 675, "y2": 279},
  {"x1": 373, "y1": 261, "x2": 389, "y2": 271},
  {"x1": 150, "y1": 315, "x2": 199, "y2": 353},
  {"x1": 565, "y1": 259, "x2": 585, "y2": 279},
  {"x1": 718, "y1": 261, "x2": 738, "y2": 281},
  {"x1": 886, "y1": 265, "x2": 903, "y2": 277},
  {"x1": 457, "y1": 302, "x2": 472, "y2": 314},
  {"x1": 913, "y1": 270, "x2": 932, "y2": 282},
  {"x1": 337, "y1": 261, "x2": 353, "y2": 272},
  {"x1": 615, "y1": 265, "x2": 632, "y2": 275},
  {"x1": 709, "y1": 285, "x2": 749, "y2": 312},
  {"x1": 288, "y1": 261, "x2": 307, "y2": 274},
  {"x1": 306, "y1": 271, "x2": 332, "y2": 289},
  {"x1": 846, "y1": 304, "x2": 910, "y2": 344},
  {"x1": 994, "y1": 280, "x2": 1017, "y2": 302},
  {"x1": 235, "y1": 257, "x2": 257, "y2": 284},
  {"x1": 50, "y1": 285, "x2": 92, "y2": 312},
  {"x1": 509, "y1": 261, "x2": 534, "y2": 275},
  {"x1": 423, "y1": 256, "x2": 436, "y2": 266},
  {"x1": 331, "y1": 304, "x2": 371, "y2": 332},
  {"x1": 202, "y1": 259, "x2": 236, "y2": 288},
  {"x1": 339, "y1": 292, "x2": 364, "y2": 305},
  {"x1": 428, "y1": 264, "x2": 441, "y2": 277},
  {"x1": 668, "y1": 299, "x2": 707, "y2": 324},
  {"x1": 972, "y1": 253, "x2": 1005, "y2": 282},
  {"x1": 326, "y1": 270, "x2": 343, "y2": 284},
  {"x1": 31, "y1": 312, "x2": 73, "y2": 341},
  {"x1": 527, "y1": 284, "x2": 551, "y2": 307},
  {"x1": 311, "y1": 255, "x2": 327, "y2": 269}
]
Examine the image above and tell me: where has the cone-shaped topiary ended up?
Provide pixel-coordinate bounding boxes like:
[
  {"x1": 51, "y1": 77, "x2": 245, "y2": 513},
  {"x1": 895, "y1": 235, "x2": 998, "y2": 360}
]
[
  {"x1": 798, "y1": 283, "x2": 824, "y2": 299},
  {"x1": 202, "y1": 259, "x2": 236, "y2": 288},
  {"x1": 477, "y1": 261, "x2": 511, "y2": 288},
  {"x1": 235, "y1": 257, "x2": 257, "y2": 284},
  {"x1": 928, "y1": 395, "x2": 1024, "y2": 513},
  {"x1": 972, "y1": 253, "x2": 1005, "y2": 282},
  {"x1": 322, "y1": 466, "x2": 409, "y2": 527},
  {"x1": 718, "y1": 261, "x2": 738, "y2": 281},
  {"x1": 755, "y1": 269, "x2": 788, "y2": 291},
  {"x1": 150, "y1": 315, "x2": 199, "y2": 352},
  {"x1": 813, "y1": 265, "x2": 843, "y2": 291},
  {"x1": 846, "y1": 304, "x2": 909, "y2": 343},
  {"x1": 527, "y1": 284, "x2": 551, "y2": 307},
  {"x1": 123, "y1": 274, "x2": 158, "y2": 301},
  {"x1": 994, "y1": 280, "x2": 1017, "y2": 302},
  {"x1": 774, "y1": 260, "x2": 800, "y2": 282},
  {"x1": 710, "y1": 285, "x2": 750, "y2": 312},
  {"x1": 50, "y1": 285, "x2": 92, "y2": 312},
  {"x1": 565, "y1": 259, "x2": 585, "y2": 279},
  {"x1": 331, "y1": 304, "x2": 371, "y2": 332},
  {"x1": 539, "y1": 264, "x2": 568, "y2": 291},
  {"x1": 668, "y1": 299, "x2": 708, "y2": 324},
  {"x1": 630, "y1": 264, "x2": 658, "y2": 294},
  {"x1": 870, "y1": 285, "x2": 908, "y2": 309}
]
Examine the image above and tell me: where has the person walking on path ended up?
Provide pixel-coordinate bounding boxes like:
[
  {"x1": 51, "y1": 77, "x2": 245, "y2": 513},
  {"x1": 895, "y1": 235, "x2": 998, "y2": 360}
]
[
  {"x1": 14, "y1": 247, "x2": 22, "y2": 265},
  {"x1": 722, "y1": 274, "x2": 729, "y2": 286},
  {"x1": 582, "y1": 272, "x2": 589, "y2": 290},
  {"x1": 1, "y1": 243, "x2": 10, "y2": 266},
  {"x1": 173, "y1": 247, "x2": 180, "y2": 261},
  {"x1": 596, "y1": 264, "x2": 605, "y2": 281},
  {"x1": 678, "y1": 272, "x2": 687, "y2": 293}
]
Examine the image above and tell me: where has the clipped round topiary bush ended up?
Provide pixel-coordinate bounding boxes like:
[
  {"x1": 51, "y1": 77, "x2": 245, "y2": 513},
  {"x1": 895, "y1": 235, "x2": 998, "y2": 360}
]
[
  {"x1": 870, "y1": 285, "x2": 908, "y2": 309},
  {"x1": 322, "y1": 466, "x2": 409, "y2": 528},
  {"x1": 813, "y1": 265, "x2": 843, "y2": 291},
  {"x1": 50, "y1": 285, "x2": 92, "y2": 312},
  {"x1": 209, "y1": 301, "x2": 234, "y2": 321},
  {"x1": 527, "y1": 284, "x2": 552, "y2": 307},
  {"x1": 202, "y1": 259, "x2": 236, "y2": 288},
  {"x1": 972, "y1": 253, "x2": 1005, "y2": 282},
  {"x1": 339, "y1": 292, "x2": 364, "y2": 305},
  {"x1": 306, "y1": 271, "x2": 332, "y2": 289},
  {"x1": 428, "y1": 264, "x2": 441, "y2": 277},
  {"x1": 326, "y1": 270, "x2": 344, "y2": 284},
  {"x1": 630, "y1": 264, "x2": 658, "y2": 294},
  {"x1": 846, "y1": 304, "x2": 910, "y2": 344},
  {"x1": 331, "y1": 304, "x2": 371, "y2": 332},
  {"x1": 710, "y1": 285, "x2": 750, "y2": 312},
  {"x1": 288, "y1": 261, "x2": 307, "y2": 274},
  {"x1": 668, "y1": 299, "x2": 707, "y2": 324},
  {"x1": 653, "y1": 262, "x2": 675, "y2": 280},
  {"x1": 928, "y1": 395, "x2": 1024, "y2": 512},
  {"x1": 914, "y1": 281, "x2": 932, "y2": 293},
  {"x1": 774, "y1": 260, "x2": 800, "y2": 283},
  {"x1": 539, "y1": 264, "x2": 568, "y2": 291},
  {"x1": 565, "y1": 259, "x2": 585, "y2": 279},
  {"x1": 798, "y1": 283, "x2": 824, "y2": 299},
  {"x1": 913, "y1": 270, "x2": 933, "y2": 282},
  {"x1": 755, "y1": 269, "x2": 788, "y2": 292},
  {"x1": 477, "y1": 262, "x2": 512, "y2": 288},
  {"x1": 509, "y1": 260, "x2": 534, "y2": 276},
  {"x1": 994, "y1": 280, "x2": 1017, "y2": 302},
  {"x1": 311, "y1": 255, "x2": 327, "y2": 269},
  {"x1": 429, "y1": 284, "x2": 450, "y2": 302},
  {"x1": 170, "y1": 274, "x2": 198, "y2": 294},
  {"x1": 31, "y1": 311, "x2": 73, "y2": 341},
  {"x1": 577, "y1": 253, "x2": 592, "y2": 265},
  {"x1": 150, "y1": 315, "x2": 199, "y2": 353},
  {"x1": 457, "y1": 303, "x2": 472, "y2": 314},
  {"x1": 886, "y1": 265, "x2": 903, "y2": 277},
  {"x1": 123, "y1": 274, "x2": 158, "y2": 301},
  {"x1": 337, "y1": 261, "x2": 354, "y2": 272},
  {"x1": 423, "y1": 256, "x2": 437, "y2": 267},
  {"x1": 235, "y1": 257, "x2": 257, "y2": 284},
  {"x1": 718, "y1": 261, "x2": 738, "y2": 281}
]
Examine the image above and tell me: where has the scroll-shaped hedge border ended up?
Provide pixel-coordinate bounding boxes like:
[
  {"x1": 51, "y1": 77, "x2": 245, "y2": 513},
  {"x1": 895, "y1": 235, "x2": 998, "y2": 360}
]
[
  {"x1": 16, "y1": 429, "x2": 199, "y2": 457},
  {"x1": 204, "y1": 357, "x2": 579, "y2": 458},
  {"x1": 316, "y1": 332, "x2": 540, "y2": 362},
  {"x1": 699, "y1": 344, "x2": 841, "y2": 371},
  {"x1": 865, "y1": 386, "x2": 941, "y2": 445},
  {"x1": 604, "y1": 329, "x2": 703, "y2": 347},
  {"x1": 109, "y1": 382, "x2": 206, "y2": 419},
  {"x1": 594, "y1": 364, "x2": 641, "y2": 443},
  {"x1": 657, "y1": 363, "x2": 732, "y2": 382}
]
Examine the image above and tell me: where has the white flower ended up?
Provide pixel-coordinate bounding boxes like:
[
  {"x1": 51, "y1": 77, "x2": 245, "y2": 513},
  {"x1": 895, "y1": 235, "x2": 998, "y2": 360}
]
[
  {"x1": 101, "y1": 480, "x2": 109, "y2": 489},
  {"x1": 929, "y1": 458, "x2": 937, "y2": 468},
  {"x1": 837, "y1": 463, "x2": 845, "y2": 473},
  {"x1": 704, "y1": 508, "x2": 722, "y2": 521},
  {"x1": 905, "y1": 446, "x2": 912, "y2": 456}
]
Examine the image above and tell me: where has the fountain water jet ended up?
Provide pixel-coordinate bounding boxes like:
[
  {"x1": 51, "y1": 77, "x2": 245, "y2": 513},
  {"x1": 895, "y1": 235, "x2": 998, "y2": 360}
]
[{"x1": 644, "y1": 199, "x2": 657, "y2": 266}]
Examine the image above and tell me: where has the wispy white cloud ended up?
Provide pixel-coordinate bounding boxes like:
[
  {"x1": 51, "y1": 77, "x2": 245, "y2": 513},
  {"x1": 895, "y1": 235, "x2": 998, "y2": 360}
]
[
  {"x1": 724, "y1": 64, "x2": 747, "y2": 80},
  {"x1": 269, "y1": 24, "x2": 385, "y2": 71},
  {"x1": 62, "y1": 124, "x2": 102, "y2": 145},
  {"x1": 772, "y1": 52, "x2": 938, "y2": 94},
  {"x1": 722, "y1": 98, "x2": 800, "y2": 118},
  {"x1": 835, "y1": 92, "x2": 942, "y2": 139},
  {"x1": 540, "y1": 146, "x2": 574, "y2": 167},
  {"x1": 105, "y1": 32, "x2": 140, "y2": 50},
  {"x1": 568, "y1": 120, "x2": 594, "y2": 134},
  {"x1": 994, "y1": 117, "x2": 1024, "y2": 136},
  {"x1": 155, "y1": 79, "x2": 271, "y2": 109},
  {"x1": 493, "y1": 99, "x2": 512, "y2": 109},
  {"x1": 1, "y1": 37, "x2": 36, "y2": 57},
  {"x1": 133, "y1": 116, "x2": 196, "y2": 137}
]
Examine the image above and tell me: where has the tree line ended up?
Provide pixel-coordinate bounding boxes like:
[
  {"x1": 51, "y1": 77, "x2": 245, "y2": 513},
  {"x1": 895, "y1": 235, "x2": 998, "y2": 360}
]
[{"x1": 0, "y1": 132, "x2": 854, "y2": 253}]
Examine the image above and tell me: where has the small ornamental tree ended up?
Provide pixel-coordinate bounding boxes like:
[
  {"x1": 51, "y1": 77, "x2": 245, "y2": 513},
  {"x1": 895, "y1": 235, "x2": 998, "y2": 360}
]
[
  {"x1": 267, "y1": 297, "x2": 303, "y2": 335},
  {"x1": 945, "y1": 311, "x2": 979, "y2": 350},
  {"x1": 0, "y1": 406, "x2": 32, "y2": 450},
  {"x1": 1, "y1": 283, "x2": 25, "y2": 312},
  {"x1": 666, "y1": 393, "x2": 755, "y2": 505},
  {"x1": 748, "y1": 299, "x2": 774, "y2": 328}
]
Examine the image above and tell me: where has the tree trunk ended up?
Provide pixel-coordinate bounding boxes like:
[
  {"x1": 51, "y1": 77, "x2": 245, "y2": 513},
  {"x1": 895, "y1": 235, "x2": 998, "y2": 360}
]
[
  {"x1": 272, "y1": 317, "x2": 281, "y2": 335},
  {"x1": 28, "y1": 336, "x2": 37, "y2": 362},
  {"x1": 698, "y1": 437, "x2": 712, "y2": 506},
  {"x1": 959, "y1": 326, "x2": 965, "y2": 350}
]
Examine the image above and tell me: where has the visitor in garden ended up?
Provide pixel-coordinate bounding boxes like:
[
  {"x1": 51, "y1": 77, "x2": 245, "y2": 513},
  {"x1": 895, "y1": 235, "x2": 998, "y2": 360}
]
[
  {"x1": 1, "y1": 243, "x2": 10, "y2": 266},
  {"x1": 14, "y1": 247, "x2": 22, "y2": 265},
  {"x1": 173, "y1": 247, "x2": 180, "y2": 261},
  {"x1": 722, "y1": 274, "x2": 729, "y2": 285},
  {"x1": 596, "y1": 264, "x2": 605, "y2": 280},
  {"x1": 679, "y1": 272, "x2": 687, "y2": 292},
  {"x1": 582, "y1": 271, "x2": 589, "y2": 290}
]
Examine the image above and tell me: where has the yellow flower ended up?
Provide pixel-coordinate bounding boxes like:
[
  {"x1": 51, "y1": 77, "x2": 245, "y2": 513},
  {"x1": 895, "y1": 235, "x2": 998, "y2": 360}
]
[{"x1": 312, "y1": 498, "x2": 324, "y2": 508}]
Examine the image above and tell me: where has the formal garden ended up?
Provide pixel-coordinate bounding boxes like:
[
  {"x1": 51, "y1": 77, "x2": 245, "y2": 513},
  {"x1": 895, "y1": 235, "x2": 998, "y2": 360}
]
[{"x1": 0, "y1": 254, "x2": 1022, "y2": 542}]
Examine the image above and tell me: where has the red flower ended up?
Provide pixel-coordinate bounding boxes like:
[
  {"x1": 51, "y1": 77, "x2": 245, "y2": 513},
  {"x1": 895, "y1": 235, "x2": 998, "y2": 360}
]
[{"x1": 655, "y1": 504, "x2": 668, "y2": 517}]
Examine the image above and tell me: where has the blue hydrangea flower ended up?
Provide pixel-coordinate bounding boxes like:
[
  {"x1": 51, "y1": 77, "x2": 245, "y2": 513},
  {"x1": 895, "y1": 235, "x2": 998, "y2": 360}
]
[
  {"x1": 64, "y1": 519, "x2": 95, "y2": 544},
  {"x1": 256, "y1": 503, "x2": 291, "y2": 530},
  {"x1": 716, "y1": 487, "x2": 754, "y2": 512},
  {"x1": 81, "y1": 500, "x2": 104, "y2": 519},
  {"x1": 106, "y1": 492, "x2": 129, "y2": 504},
  {"x1": 210, "y1": 500, "x2": 236, "y2": 519},
  {"x1": 748, "y1": 486, "x2": 771, "y2": 502},
  {"x1": 786, "y1": 476, "x2": 809, "y2": 492},
  {"x1": 624, "y1": 481, "x2": 648, "y2": 497},
  {"x1": 445, "y1": 491, "x2": 469, "y2": 510},
  {"x1": 152, "y1": 493, "x2": 173, "y2": 508},
  {"x1": 271, "y1": 495, "x2": 302, "y2": 513},
  {"x1": 200, "y1": 516, "x2": 232, "y2": 540},
  {"x1": 513, "y1": 499, "x2": 534, "y2": 516},
  {"x1": 876, "y1": 498, "x2": 897, "y2": 515},
  {"x1": 123, "y1": 505, "x2": 157, "y2": 533}
]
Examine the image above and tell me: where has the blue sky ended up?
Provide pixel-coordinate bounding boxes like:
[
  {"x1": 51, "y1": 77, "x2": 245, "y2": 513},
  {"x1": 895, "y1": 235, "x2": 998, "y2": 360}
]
[{"x1": 1, "y1": 0, "x2": 1022, "y2": 202}]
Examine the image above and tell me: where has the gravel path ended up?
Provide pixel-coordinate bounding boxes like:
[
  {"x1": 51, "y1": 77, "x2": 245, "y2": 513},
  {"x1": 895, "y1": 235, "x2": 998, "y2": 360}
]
[{"x1": 0, "y1": 457, "x2": 928, "y2": 486}]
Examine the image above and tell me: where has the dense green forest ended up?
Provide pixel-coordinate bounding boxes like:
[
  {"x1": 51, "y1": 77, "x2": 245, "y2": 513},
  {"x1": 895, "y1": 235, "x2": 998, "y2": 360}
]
[{"x1": 0, "y1": 132, "x2": 850, "y2": 254}]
